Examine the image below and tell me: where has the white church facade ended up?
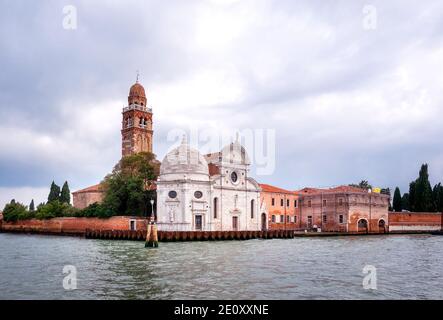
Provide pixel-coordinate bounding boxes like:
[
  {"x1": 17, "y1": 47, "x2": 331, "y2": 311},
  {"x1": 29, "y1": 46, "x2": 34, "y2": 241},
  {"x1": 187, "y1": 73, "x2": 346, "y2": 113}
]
[{"x1": 156, "y1": 137, "x2": 265, "y2": 232}]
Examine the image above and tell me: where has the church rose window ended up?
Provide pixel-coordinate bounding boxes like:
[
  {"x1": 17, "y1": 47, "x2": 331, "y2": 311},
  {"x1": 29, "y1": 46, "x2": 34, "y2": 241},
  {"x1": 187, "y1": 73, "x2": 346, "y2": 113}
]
[
  {"x1": 168, "y1": 191, "x2": 177, "y2": 199},
  {"x1": 194, "y1": 191, "x2": 203, "y2": 199},
  {"x1": 231, "y1": 171, "x2": 238, "y2": 183}
]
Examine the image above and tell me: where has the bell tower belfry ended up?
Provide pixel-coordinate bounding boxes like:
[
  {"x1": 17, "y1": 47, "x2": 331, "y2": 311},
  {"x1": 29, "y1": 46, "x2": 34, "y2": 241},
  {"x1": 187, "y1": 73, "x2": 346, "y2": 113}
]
[{"x1": 121, "y1": 78, "x2": 153, "y2": 157}]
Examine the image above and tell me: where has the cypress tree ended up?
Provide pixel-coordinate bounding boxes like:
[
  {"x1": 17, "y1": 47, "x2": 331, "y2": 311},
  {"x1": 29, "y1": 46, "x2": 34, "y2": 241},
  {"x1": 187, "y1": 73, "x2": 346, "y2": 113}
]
[
  {"x1": 393, "y1": 187, "x2": 402, "y2": 212},
  {"x1": 414, "y1": 164, "x2": 434, "y2": 212},
  {"x1": 29, "y1": 199, "x2": 35, "y2": 212},
  {"x1": 48, "y1": 181, "x2": 61, "y2": 202},
  {"x1": 433, "y1": 183, "x2": 443, "y2": 212},
  {"x1": 401, "y1": 193, "x2": 410, "y2": 211},
  {"x1": 60, "y1": 181, "x2": 71, "y2": 204},
  {"x1": 409, "y1": 181, "x2": 417, "y2": 212}
]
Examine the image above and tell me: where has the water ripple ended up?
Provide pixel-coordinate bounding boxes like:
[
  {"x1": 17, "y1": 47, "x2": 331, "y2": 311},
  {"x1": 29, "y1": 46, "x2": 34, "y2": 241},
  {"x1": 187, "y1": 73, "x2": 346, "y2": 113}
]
[{"x1": 0, "y1": 233, "x2": 442, "y2": 299}]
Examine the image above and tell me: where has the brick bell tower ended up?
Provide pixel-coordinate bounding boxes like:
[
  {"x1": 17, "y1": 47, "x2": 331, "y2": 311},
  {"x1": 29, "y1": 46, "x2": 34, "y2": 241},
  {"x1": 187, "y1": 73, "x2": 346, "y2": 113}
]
[{"x1": 121, "y1": 78, "x2": 153, "y2": 157}]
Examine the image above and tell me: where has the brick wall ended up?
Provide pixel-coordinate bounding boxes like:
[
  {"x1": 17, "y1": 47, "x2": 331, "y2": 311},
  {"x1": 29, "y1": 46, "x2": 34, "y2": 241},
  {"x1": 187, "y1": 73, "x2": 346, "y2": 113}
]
[
  {"x1": 389, "y1": 212, "x2": 442, "y2": 232},
  {"x1": 72, "y1": 191, "x2": 104, "y2": 209},
  {"x1": 299, "y1": 192, "x2": 389, "y2": 233},
  {"x1": 0, "y1": 216, "x2": 148, "y2": 235}
]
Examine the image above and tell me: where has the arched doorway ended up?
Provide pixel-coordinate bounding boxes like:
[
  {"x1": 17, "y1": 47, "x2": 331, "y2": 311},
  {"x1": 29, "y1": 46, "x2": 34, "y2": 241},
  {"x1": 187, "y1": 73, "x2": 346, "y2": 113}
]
[
  {"x1": 357, "y1": 219, "x2": 368, "y2": 233},
  {"x1": 378, "y1": 219, "x2": 386, "y2": 233},
  {"x1": 261, "y1": 213, "x2": 267, "y2": 231}
]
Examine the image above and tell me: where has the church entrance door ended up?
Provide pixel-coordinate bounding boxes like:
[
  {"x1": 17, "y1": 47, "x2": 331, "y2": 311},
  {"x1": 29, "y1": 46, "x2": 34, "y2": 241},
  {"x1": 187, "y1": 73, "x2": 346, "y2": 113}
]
[
  {"x1": 195, "y1": 215, "x2": 202, "y2": 231},
  {"x1": 232, "y1": 216, "x2": 239, "y2": 231}
]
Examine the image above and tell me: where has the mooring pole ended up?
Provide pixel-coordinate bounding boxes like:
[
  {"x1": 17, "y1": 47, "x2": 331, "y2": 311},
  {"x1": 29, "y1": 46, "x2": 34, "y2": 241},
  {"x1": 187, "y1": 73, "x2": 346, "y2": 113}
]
[{"x1": 145, "y1": 209, "x2": 158, "y2": 248}]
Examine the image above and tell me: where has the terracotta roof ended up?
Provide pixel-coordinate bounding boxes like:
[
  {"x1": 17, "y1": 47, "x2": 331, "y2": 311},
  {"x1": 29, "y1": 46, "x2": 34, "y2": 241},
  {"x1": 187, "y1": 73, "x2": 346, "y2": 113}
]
[
  {"x1": 146, "y1": 182, "x2": 157, "y2": 191},
  {"x1": 129, "y1": 82, "x2": 146, "y2": 97},
  {"x1": 297, "y1": 186, "x2": 369, "y2": 195},
  {"x1": 208, "y1": 163, "x2": 220, "y2": 176},
  {"x1": 259, "y1": 183, "x2": 294, "y2": 194},
  {"x1": 72, "y1": 184, "x2": 103, "y2": 194}
]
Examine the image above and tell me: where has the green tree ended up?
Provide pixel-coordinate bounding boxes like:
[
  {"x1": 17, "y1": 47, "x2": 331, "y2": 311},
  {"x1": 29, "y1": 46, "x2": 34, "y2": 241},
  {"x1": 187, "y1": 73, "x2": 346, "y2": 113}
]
[
  {"x1": 2, "y1": 201, "x2": 29, "y2": 222},
  {"x1": 48, "y1": 181, "x2": 61, "y2": 202},
  {"x1": 60, "y1": 181, "x2": 71, "y2": 204},
  {"x1": 414, "y1": 164, "x2": 434, "y2": 212},
  {"x1": 409, "y1": 181, "x2": 417, "y2": 212},
  {"x1": 393, "y1": 187, "x2": 402, "y2": 212},
  {"x1": 29, "y1": 199, "x2": 35, "y2": 212},
  {"x1": 350, "y1": 180, "x2": 372, "y2": 190},
  {"x1": 432, "y1": 183, "x2": 443, "y2": 212},
  {"x1": 35, "y1": 200, "x2": 72, "y2": 220},
  {"x1": 401, "y1": 193, "x2": 410, "y2": 211},
  {"x1": 77, "y1": 202, "x2": 112, "y2": 218},
  {"x1": 101, "y1": 152, "x2": 159, "y2": 217}
]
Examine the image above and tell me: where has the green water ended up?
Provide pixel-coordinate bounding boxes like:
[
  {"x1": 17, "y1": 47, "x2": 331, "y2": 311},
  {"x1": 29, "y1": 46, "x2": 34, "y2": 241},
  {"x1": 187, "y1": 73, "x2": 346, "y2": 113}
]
[{"x1": 0, "y1": 233, "x2": 442, "y2": 299}]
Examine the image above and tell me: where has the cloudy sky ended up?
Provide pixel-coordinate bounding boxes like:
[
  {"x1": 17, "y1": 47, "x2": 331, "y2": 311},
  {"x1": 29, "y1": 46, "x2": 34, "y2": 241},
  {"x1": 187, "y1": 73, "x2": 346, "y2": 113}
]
[{"x1": 1, "y1": 0, "x2": 443, "y2": 208}]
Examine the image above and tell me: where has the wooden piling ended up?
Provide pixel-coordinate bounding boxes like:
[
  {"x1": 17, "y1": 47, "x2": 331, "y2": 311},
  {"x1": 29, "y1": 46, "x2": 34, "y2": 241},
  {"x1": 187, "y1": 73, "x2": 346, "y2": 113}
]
[{"x1": 145, "y1": 220, "x2": 159, "y2": 248}]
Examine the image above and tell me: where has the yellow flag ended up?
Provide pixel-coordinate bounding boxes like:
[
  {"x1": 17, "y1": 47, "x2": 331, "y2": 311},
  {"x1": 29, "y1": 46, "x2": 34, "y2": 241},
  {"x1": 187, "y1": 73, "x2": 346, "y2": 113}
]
[{"x1": 372, "y1": 187, "x2": 381, "y2": 194}]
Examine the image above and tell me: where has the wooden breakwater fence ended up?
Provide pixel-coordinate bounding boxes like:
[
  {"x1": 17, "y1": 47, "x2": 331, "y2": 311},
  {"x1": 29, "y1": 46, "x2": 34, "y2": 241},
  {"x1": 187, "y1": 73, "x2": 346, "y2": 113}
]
[{"x1": 85, "y1": 229, "x2": 295, "y2": 241}]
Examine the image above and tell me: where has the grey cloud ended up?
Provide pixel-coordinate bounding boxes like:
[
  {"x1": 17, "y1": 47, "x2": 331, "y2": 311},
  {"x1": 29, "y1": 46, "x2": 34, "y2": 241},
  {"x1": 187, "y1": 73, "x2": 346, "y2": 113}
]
[{"x1": 1, "y1": 0, "x2": 443, "y2": 208}]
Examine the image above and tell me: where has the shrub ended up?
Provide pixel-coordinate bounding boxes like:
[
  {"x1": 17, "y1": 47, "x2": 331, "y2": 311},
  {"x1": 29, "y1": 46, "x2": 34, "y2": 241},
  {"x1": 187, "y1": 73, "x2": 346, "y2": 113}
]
[
  {"x1": 3, "y1": 202, "x2": 30, "y2": 222},
  {"x1": 35, "y1": 201, "x2": 72, "y2": 220},
  {"x1": 77, "y1": 203, "x2": 113, "y2": 219}
]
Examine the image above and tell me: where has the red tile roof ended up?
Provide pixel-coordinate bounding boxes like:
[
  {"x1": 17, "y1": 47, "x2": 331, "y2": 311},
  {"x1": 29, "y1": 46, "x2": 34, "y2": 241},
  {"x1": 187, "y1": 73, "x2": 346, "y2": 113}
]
[
  {"x1": 146, "y1": 182, "x2": 157, "y2": 191},
  {"x1": 73, "y1": 182, "x2": 157, "y2": 194},
  {"x1": 72, "y1": 184, "x2": 103, "y2": 194},
  {"x1": 297, "y1": 186, "x2": 369, "y2": 195},
  {"x1": 208, "y1": 163, "x2": 220, "y2": 176},
  {"x1": 259, "y1": 183, "x2": 294, "y2": 194}
]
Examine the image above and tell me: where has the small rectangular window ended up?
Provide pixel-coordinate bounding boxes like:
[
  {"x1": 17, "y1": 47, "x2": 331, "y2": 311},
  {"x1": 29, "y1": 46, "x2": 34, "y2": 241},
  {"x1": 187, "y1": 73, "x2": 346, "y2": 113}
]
[
  {"x1": 280, "y1": 215, "x2": 284, "y2": 223},
  {"x1": 323, "y1": 215, "x2": 327, "y2": 223},
  {"x1": 280, "y1": 199, "x2": 284, "y2": 207},
  {"x1": 286, "y1": 215, "x2": 290, "y2": 223},
  {"x1": 308, "y1": 200, "x2": 312, "y2": 208},
  {"x1": 294, "y1": 216, "x2": 297, "y2": 223},
  {"x1": 339, "y1": 198, "x2": 343, "y2": 206},
  {"x1": 272, "y1": 215, "x2": 276, "y2": 223},
  {"x1": 323, "y1": 199, "x2": 327, "y2": 207},
  {"x1": 287, "y1": 199, "x2": 290, "y2": 207},
  {"x1": 339, "y1": 215, "x2": 344, "y2": 224},
  {"x1": 271, "y1": 198, "x2": 275, "y2": 206},
  {"x1": 294, "y1": 200, "x2": 298, "y2": 208}
]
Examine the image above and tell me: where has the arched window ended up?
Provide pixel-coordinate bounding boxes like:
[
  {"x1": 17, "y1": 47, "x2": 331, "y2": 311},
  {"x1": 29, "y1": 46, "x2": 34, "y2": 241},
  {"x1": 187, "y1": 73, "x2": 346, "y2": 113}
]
[
  {"x1": 213, "y1": 197, "x2": 218, "y2": 219},
  {"x1": 250, "y1": 199, "x2": 255, "y2": 219}
]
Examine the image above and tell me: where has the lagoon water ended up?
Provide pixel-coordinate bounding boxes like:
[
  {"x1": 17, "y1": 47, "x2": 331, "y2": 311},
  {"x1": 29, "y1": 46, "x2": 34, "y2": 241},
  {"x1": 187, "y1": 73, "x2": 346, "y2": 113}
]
[{"x1": 0, "y1": 233, "x2": 442, "y2": 300}]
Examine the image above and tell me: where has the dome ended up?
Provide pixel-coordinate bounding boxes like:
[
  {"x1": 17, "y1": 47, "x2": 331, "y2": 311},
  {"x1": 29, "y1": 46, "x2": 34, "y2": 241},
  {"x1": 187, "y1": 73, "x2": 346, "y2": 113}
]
[
  {"x1": 220, "y1": 139, "x2": 250, "y2": 165},
  {"x1": 129, "y1": 82, "x2": 146, "y2": 98},
  {"x1": 128, "y1": 81, "x2": 147, "y2": 106},
  {"x1": 160, "y1": 138, "x2": 209, "y2": 177}
]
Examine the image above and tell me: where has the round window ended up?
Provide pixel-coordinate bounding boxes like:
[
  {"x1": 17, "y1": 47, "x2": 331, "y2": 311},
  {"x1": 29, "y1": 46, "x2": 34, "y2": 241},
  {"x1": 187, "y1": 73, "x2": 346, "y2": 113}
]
[
  {"x1": 231, "y1": 171, "x2": 238, "y2": 183},
  {"x1": 194, "y1": 191, "x2": 203, "y2": 199},
  {"x1": 168, "y1": 191, "x2": 177, "y2": 199}
]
